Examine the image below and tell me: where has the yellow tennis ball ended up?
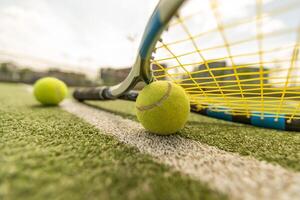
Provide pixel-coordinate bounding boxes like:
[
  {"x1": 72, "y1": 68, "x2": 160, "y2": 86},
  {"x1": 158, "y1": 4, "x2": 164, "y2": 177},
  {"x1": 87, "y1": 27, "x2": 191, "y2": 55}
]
[
  {"x1": 33, "y1": 77, "x2": 68, "y2": 106},
  {"x1": 136, "y1": 81, "x2": 190, "y2": 135}
]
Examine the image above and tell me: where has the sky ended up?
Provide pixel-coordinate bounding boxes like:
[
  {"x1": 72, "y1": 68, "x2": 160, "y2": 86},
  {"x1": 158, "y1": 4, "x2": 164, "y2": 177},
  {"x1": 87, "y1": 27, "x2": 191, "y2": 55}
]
[{"x1": 0, "y1": 0, "x2": 158, "y2": 76}]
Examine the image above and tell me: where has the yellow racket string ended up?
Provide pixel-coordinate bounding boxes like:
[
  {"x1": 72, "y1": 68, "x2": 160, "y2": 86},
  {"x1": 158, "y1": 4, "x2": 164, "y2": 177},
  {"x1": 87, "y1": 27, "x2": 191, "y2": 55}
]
[
  {"x1": 154, "y1": 28, "x2": 297, "y2": 63},
  {"x1": 256, "y1": 0, "x2": 265, "y2": 119},
  {"x1": 157, "y1": 2, "x2": 300, "y2": 49},
  {"x1": 150, "y1": 0, "x2": 300, "y2": 120}
]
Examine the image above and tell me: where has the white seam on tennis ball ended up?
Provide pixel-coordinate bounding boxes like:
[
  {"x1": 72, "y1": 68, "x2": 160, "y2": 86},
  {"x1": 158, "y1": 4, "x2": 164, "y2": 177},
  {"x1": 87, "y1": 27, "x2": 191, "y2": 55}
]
[
  {"x1": 136, "y1": 82, "x2": 172, "y2": 111},
  {"x1": 62, "y1": 100, "x2": 300, "y2": 200}
]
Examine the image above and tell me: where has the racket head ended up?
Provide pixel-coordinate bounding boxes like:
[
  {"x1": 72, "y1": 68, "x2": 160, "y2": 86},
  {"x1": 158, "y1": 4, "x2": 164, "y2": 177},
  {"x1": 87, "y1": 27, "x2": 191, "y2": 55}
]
[{"x1": 149, "y1": 0, "x2": 300, "y2": 128}]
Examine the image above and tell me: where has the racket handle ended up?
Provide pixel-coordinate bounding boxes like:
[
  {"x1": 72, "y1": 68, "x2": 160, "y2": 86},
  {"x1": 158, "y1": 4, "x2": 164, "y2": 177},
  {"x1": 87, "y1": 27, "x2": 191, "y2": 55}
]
[{"x1": 73, "y1": 87, "x2": 112, "y2": 101}]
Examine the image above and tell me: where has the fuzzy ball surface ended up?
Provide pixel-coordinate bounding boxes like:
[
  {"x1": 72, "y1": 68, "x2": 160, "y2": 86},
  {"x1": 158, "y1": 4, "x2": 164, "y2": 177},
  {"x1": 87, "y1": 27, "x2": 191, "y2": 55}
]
[
  {"x1": 33, "y1": 77, "x2": 68, "y2": 106},
  {"x1": 136, "y1": 81, "x2": 190, "y2": 135}
]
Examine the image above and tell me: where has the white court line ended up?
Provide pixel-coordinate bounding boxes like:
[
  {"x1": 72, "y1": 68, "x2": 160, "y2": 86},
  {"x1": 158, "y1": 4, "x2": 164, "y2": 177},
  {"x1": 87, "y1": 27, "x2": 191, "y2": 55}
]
[{"x1": 62, "y1": 100, "x2": 300, "y2": 200}]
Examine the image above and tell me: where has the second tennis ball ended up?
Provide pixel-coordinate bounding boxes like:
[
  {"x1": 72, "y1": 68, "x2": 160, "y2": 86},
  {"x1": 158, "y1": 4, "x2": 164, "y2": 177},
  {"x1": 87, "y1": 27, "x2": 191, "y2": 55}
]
[
  {"x1": 33, "y1": 77, "x2": 68, "y2": 106},
  {"x1": 136, "y1": 81, "x2": 190, "y2": 135}
]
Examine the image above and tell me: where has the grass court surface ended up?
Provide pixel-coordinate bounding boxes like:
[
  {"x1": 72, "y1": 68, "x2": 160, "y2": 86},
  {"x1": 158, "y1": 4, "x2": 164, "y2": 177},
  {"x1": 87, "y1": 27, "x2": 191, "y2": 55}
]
[{"x1": 1, "y1": 83, "x2": 300, "y2": 200}]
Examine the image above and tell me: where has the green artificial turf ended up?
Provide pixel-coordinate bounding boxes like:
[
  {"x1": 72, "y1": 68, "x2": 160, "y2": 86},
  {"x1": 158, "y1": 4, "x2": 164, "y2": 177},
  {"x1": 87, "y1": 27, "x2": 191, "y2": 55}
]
[
  {"x1": 0, "y1": 83, "x2": 226, "y2": 200},
  {"x1": 85, "y1": 99, "x2": 300, "y2": 172}
]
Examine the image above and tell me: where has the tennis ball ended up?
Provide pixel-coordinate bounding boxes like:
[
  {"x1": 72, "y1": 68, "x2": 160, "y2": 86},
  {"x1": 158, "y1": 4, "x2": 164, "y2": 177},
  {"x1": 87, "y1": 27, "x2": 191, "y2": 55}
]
[
  {"x1": 33, "y1": 77, "x2": 68, "y2": 106},
  {"x1": 136, "y1": 81, "x2": 190, "y2": 135}
]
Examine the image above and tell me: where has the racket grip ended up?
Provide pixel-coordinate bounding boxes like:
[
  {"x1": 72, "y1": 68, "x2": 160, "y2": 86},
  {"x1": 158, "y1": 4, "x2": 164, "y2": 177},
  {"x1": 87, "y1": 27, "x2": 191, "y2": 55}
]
[{"x1": 73, "y1": 87, "x2": 112, "y2": 101}]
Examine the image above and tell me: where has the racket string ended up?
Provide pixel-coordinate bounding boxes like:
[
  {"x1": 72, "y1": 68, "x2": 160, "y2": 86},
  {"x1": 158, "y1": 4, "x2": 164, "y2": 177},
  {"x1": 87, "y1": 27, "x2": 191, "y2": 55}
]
[
  {"x1": 174, "y1": 12, "x2": 234, "y2": 110},
  {"x1": 155, "y1": 40, "x2": 211, "y2": 103},
  {"x1": 276, "y1": 31, "x2": 300, "y2": 119},
  {"x1": 210, "y1": 0, "x2": 251, "y2": 117},
  {"x1": 156, "y1": 2, "x2": 300, "y2": 50},
  {"x1": 151, "y1": 0, "x2": 300, "y2": 120}
]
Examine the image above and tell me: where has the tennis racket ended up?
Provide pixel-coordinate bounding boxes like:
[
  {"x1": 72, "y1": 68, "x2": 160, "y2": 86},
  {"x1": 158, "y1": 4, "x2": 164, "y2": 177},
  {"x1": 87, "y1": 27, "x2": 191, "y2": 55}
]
[{"x1": 74, "y1": 0, "x2": 300, "y2": 132}]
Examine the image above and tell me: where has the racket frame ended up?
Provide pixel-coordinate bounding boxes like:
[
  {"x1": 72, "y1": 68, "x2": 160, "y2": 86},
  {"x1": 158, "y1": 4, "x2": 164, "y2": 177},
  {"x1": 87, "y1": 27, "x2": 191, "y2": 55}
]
[{"x1": 107, "y1": 0, "x2": 185, "y2": 98}]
